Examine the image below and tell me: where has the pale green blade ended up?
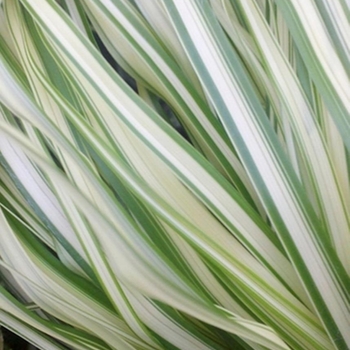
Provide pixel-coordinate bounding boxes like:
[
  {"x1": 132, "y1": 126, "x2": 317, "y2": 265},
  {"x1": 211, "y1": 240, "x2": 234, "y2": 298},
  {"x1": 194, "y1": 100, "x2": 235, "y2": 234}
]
[
  {"x1": 275, "y1": 0, "x2": 350, "y2": 151},
  {"x1": 1, "y1": 0, "x2": 349, "y2": 349},
  {"x1": 212, "y1": 0, "x2": 350, "y2": 274},
  {"x1": 159, "y1": 1, "x2": 350, "y2": 348}
]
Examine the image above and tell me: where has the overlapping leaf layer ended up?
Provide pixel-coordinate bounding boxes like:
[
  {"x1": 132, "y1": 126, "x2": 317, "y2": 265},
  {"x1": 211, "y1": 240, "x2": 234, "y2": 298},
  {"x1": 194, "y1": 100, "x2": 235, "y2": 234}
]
[{"x1": 0, "y1": 1, "x2": 349, "y2": 349}]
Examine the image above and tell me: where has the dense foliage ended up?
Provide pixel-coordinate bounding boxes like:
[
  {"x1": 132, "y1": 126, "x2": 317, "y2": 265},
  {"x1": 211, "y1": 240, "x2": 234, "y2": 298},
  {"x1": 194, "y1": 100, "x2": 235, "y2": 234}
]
[{"x1": 0, "y1": 1, "x2": 349, "y2": 349}]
